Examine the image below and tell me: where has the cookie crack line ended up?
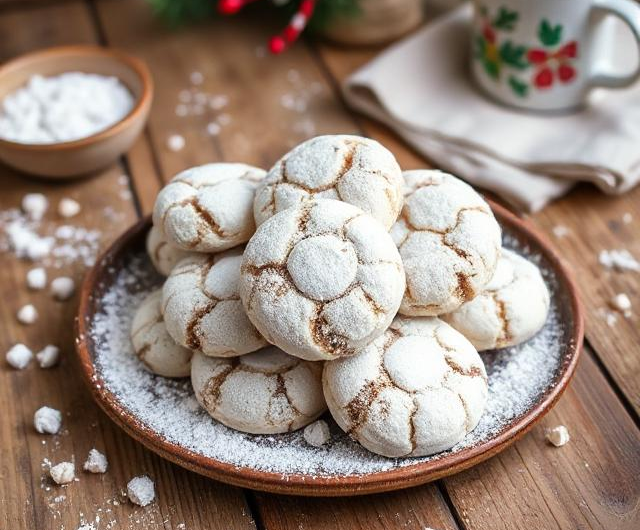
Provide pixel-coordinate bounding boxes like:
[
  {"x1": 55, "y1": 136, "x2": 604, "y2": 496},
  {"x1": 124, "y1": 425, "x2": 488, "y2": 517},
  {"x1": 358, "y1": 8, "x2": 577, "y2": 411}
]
[
  {"x1": 131, "y1": 313, "x2": 163, "y2": 340},
  {"x1": 276, "y1": 139, "x2": 362, "y2": 195},
  {"x1": 408, "y1": 397, "x2": 419, "y2": 455},
  {"x1": 185, "y1": 301, "x2": 216, "y2": 350},
  {"x1": 491, "y1": 292, "x2": 512, "y2": 346},
  {"x1": 202, "y1": 360, "x2": 239, "y2": 413},
  {"x1": 266, "y1": 374, "x2": 304, "y2": 431}
]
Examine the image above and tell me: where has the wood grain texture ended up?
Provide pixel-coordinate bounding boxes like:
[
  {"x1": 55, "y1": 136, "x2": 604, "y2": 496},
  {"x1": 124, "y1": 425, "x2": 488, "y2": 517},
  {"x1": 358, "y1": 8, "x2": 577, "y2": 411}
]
[
  {"x1": 316, "y1": 42, "x2": 640, "y2": 416},
  {"x1": 0, "y1": 3, "x2": 255, "y2": 530}
]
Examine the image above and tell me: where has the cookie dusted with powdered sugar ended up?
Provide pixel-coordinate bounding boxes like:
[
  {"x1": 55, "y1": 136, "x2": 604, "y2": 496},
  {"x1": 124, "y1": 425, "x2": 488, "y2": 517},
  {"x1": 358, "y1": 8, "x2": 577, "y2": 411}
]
[
  {"x1": 391, "y1": 170, "x2": 501, "y2": 316},
  {"x1": 239, "y1": 199, "x2": 405, "y2": 361},
  {"x1": 153, "y1": 163, "x2": 266, "y2": 252},
  {"x1": 443, "y1": 249, "x2": 550, "y2": 351},
  {"x1": 162, "y1": 249, "x2": 267, "y2": 358},
  {"x1": 323, "y1": 316, "x2": 488, "y2": 458},
  {"x1": 146, "y1": 224, "x2": 195, "y2": 276},
  {"x1": 253, "y1": 135, "x2": 404, "y2": 230},
  {"x1": 131, "y1": 290, "x2": 192, "y2": 377},
  {"x1": 191, "y1": 347, "x2": 326, "y2": 434}
]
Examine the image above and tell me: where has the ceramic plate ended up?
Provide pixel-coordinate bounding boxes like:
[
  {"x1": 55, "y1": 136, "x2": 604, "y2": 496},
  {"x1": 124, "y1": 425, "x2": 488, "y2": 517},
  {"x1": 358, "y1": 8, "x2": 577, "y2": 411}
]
[{"x1": 76, "y1": 201, "x2": 583, "y2": 496}]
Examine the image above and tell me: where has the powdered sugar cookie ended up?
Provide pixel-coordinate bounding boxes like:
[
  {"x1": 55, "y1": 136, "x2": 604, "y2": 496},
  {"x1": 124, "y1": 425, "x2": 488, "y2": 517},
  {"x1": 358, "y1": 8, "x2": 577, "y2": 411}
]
[
  {"x1": 323, "y1": 316, "x2": 488, "y2": 458},
  {"x1": 191, "y1": 347, "x2": 326, "y2": 434},
  {"x1": 442, "y1": 249, "x2": 550, "y2": 351},
  {"x1": 131, "y1": 289, "x2": 192, "y2": 377},
  {"x1": 254, "y1": 135, "x2": 404, "y2": 230},
  {"x1": 240, "y1": 199, "x2": 405, "y2": 361},
  {"x1": 392, "y1": 170, "x2": 501, "y2": 316},
  {"x1": 146, "y1": 224, "x2": 194, "y2": 276},
  {"x1": 153, "y1": 163, "x2": 266, "y2": 252},
  {"x1": 163, "y1": 249, "x2": 267, "y2": 357}
]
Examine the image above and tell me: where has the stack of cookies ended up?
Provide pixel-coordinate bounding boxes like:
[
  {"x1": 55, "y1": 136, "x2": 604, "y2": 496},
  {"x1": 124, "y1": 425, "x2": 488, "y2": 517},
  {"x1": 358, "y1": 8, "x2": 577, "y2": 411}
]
[{"x1": 133, "y1": 135, "x2": 550, "y2": 458}]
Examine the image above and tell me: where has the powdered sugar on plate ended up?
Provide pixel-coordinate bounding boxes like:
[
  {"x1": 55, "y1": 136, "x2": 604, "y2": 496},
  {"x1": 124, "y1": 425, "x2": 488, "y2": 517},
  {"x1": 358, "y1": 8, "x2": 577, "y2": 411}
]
[{"x1": 88, "y1": 229, "x2": 568, "y2": 478}]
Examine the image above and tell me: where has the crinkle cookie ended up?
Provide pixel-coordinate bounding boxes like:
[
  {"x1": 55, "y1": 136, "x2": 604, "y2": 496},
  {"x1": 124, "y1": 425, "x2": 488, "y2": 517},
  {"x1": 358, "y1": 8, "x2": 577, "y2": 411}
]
[
  {"x1": 146, "y1": 224, "x2": 195, "y2": 276},
  {"x1": 443, "y1": 248, "x2": 550, "y2": 351},
  {"x1": 131, "y1": 289, "x2": 192, "y2": 377},
  {"x1": 191, "y1": 347, "x2": 326, "y2": 434},
  {"x1": 162, "y1": 249, "x2": 267, "y2": 357},
  {"x1": 253, "y1": 135, "x2": 404, "y2": 230},
  {"x1": 391, "y1": 170, "x2": 501, "y2": 316},
  {"x1": 323, "y1": 316, "x2": 488, "y2": 458},
  {"x1": 153, "y1": 163, "x2": 265, "y2": 252},
  {"x1": 239, "y1": 199, "x2": 405, "y2": 361}
]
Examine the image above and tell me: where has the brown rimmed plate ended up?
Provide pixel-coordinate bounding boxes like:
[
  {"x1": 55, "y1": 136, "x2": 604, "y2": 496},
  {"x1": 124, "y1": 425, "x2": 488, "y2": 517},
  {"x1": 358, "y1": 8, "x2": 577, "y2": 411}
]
[{"x1": 76, "y1": 200, "x2": 583, "y2": 497}]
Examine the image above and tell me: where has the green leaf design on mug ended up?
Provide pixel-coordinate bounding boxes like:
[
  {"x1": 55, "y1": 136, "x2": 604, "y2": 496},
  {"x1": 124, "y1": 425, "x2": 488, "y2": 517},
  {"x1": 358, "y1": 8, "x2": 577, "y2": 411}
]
[
  {"x1": 538, "y1": 19, "x2": 563, "y2": 47},
  {"x1": 493, "y1": 7, "x2": 518, "y2": 30},
  {"x1": 499, "y1": 41, "x2": 528, "y2": 69},
  {"x1": 508, "y1": 76, "x2": 528, "y2": 97}
]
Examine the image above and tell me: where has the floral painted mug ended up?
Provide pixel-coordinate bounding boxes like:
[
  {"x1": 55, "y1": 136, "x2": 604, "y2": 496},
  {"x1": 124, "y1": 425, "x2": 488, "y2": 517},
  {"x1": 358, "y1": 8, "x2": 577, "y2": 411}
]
[{"x1": 471, "y1": 0, "x2": 640, "y2": 112}]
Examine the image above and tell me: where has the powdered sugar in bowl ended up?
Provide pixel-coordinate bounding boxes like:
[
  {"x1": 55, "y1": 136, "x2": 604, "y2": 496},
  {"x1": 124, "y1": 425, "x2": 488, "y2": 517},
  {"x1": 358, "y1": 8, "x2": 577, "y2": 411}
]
[{"x1": 0, "y1": 45, "x2": 152, "y2": 178}]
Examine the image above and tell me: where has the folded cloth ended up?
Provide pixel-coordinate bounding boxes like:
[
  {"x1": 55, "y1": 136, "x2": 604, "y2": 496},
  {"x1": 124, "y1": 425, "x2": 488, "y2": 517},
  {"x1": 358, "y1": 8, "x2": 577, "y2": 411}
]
[{"x1": 343, "y1": 4, "x2": 640, "y2": 211}]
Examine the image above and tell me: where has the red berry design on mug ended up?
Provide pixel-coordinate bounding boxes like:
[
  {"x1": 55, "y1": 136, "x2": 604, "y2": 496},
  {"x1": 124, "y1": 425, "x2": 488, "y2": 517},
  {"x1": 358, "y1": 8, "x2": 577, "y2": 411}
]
[
  {"x1": 527, "y1": 49, "x2": 548, "y2": 64},
  {"x1": 534, "y1": 67, "x2": 554, "y2": 88},
  {"x1": 558, "y1": 64, "x2": 576, "y2": 82}
]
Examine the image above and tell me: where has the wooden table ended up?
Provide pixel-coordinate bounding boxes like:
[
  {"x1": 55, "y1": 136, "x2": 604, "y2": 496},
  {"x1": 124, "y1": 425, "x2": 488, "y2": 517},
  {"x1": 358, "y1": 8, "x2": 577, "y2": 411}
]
[{"x1": 1, "y1": 1, "x2": 638, "y2": 529}]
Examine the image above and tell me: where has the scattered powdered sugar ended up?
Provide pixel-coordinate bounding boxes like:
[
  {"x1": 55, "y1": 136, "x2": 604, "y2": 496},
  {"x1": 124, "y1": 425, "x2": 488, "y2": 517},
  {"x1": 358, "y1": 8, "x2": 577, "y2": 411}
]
[
  {"x1": 89, "y1": 231, "x2": 568, "y2": 478},
  {"x1": 1, "y1": 206, "x2": 102, "y2": 268},
  {"x1": 599, "y1": 249, "x2": 640, "y2": 272}
]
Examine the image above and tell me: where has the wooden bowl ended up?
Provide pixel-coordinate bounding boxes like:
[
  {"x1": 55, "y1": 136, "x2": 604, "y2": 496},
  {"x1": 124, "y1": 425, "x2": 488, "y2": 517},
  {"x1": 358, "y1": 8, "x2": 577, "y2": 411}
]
[
  {"x1": 0, "y1": 45, "x2": 152, "y2": 178},
  {"x1": 76, "y1": 201, "x2": 583, "y2": 496}
]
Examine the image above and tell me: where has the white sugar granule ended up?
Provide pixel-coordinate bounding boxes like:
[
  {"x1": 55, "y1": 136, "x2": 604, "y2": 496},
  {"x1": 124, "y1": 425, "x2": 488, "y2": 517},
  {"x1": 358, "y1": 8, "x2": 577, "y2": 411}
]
[
  {"x1": 0, "y1": 72, "x2": 134, "y2": 144},
  {"x1": 304, "y1": 420, "x2": 331, "y2": 447},
  {"x1": 167, "y1": 134, "x2": 185, "y2": 152},
  {"x1": 51, "y1": 276, "x2": 75, "y2": 300},
  {"x1": 599, "y1": 249, "x2": 640, "y2": 272},
  {"x1": 611, "y1": 293, "x2": 632, "y2": 315},
  {"x1": 83, "y1": 449, "x2": 108, "y2": 474},
  {"x1": 17, "y1": 304, "x2": 38, "y2": 324},
  {"x1": 90, "y1": 228, "x2": 566, "y2": 478},
  {"x1": 6, "y1": 343, "x2": 33, "y2": 369},
  {"x1": 58, "y1": 198, "x2": 81, "y2": 218},
  {"x1": 22, "y1": 193, "x2": 49, "y2": 220},
  {"x1": 552, "y1": 225, "x2": 569, "y2": 238},
  {"x1": 127, "y1": 476, "x2": 155, "y2": 506},
  {"x1": 34, "y1": 406, "x2": 62, "y2": 434},
  {"x1": 50, "y1": 461, "x2": 75, "y2": 484},
  {"x1": 623, "y1": 213, "x2": 632, "y2": 224},
  {"x1": 36, "y1": 345, "x2": 60, "y2": 368},
  {"x1": 27, "y1": 267, "x2": 47, "y2": 290},
  {"x1": 190, "y1": 71, "x2": 204, "y2": 85},
  {"x1": 546, "y1": 425, "x2": 570, "y2": 447}
]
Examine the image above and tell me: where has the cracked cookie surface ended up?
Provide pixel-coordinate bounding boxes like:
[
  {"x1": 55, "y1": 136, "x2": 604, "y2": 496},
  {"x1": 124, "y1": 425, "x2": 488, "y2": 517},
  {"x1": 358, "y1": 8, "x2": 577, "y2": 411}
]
[
  {"x1": 191, "y1": 347, "x2": 326, "y2": 434},
  {"x1": 131, "y1": 289, "x2": 192, "y2": 377},
  {"x1": 239, "y1": 199, "x2": 405, "y2": 361},
  {"x1": 443, "y1": 249, "x2": 550, "y2": 351},
  {"x1": 146, "y1": 225, "x2": 196, "y2": 276},
  {"x1": 253, "y1": 135, "x2": 404, "y2": 230},
  {"x1": 391, "y1": 170, "x2": 502, "y2": 316},
  {"x1": 323, "y1": 316, "x2": 488, "y2": 458},
  {"x1": 153, "y1": 163, "x2": 266, "y2": 252},
  {"x1": 162, "y1": 248, "x2": 268, "y2": 357}
]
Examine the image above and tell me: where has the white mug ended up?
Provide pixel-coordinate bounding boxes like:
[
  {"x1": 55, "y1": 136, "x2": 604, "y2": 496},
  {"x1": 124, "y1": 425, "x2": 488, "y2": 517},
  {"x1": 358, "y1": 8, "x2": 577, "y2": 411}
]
[{"x1": 470, "y1": 0, "x2": 640, "y2": 112}]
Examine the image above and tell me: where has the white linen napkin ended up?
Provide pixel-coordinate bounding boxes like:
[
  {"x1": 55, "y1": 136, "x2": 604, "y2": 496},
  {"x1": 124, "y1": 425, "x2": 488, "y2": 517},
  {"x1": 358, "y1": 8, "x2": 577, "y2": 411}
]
[{"x1": 342, "y1": 4, "x2": 640, "y2": 211}]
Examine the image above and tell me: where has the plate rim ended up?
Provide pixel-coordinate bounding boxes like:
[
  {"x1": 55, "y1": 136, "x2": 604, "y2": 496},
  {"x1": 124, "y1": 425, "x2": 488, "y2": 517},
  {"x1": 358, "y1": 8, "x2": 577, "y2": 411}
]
[{"x1": 75, "y1": 200, "x2": 584, "y2": 496}]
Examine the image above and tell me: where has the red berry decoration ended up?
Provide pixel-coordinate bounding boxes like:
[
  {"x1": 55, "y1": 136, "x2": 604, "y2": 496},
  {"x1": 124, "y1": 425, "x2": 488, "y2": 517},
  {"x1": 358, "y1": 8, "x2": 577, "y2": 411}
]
[
  {"x1": 218, "y1": 0, "x2": 244, "y2": 14},
  {"x1": 534, "y1": 68, "x2": 553, "y2": 88},
  {"x1": 558, "y1": 64, "x2": 576, "y2": 83},
  {"x1": 527, "y1": 49, "x2": 548, "y2": 64},
  {"x1": 558, "y1": 41, "x2": 578, "y2": 59},
  {"x1": 269, "y1": 36, "x2": 286, "y2": 54}
]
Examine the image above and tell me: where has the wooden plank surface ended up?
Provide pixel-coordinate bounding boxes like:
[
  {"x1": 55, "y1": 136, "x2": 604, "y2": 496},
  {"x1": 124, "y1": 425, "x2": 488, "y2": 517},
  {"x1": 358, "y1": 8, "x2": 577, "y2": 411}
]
[
  {"x1": 0, "y1": 1, "x2": 638, "y2": 530},
  {"x1": 0, "y1": 3, "x2": 256, "y2": 530}
]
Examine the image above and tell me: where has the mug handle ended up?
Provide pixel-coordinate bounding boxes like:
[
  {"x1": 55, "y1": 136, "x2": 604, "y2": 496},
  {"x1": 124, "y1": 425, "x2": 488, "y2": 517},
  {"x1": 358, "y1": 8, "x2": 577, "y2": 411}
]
[{"x1": 591, "y1": 0, "x2": 640, "y2": 88}]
